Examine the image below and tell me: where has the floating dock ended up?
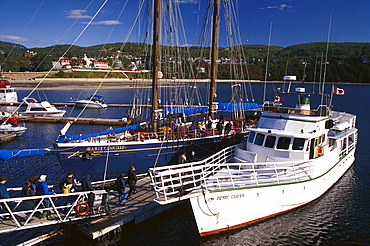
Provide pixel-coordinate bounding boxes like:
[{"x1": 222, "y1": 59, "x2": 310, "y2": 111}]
[
  {"x1": 75, "y1": 176, "x2": 177, "y2": 239},
  {"x1": 0, "y1": 134, "x2": 16, "y2": 143}
]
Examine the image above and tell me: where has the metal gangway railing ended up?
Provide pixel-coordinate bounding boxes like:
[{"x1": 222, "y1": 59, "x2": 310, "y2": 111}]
[
  {"x1": 0, "y1": 190, "x2": 108, "y2": 234},
  {"x1": 149, "y1": 144, "x2": 314, "y2": 204}
]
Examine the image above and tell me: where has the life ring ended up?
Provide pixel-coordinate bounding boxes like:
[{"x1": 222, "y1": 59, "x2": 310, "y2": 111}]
[
  {"x1": 318, "y1": 145, "x2": 323, "y2": 156},
  {"x1": 75, "y1": 201, "x2": 89, "y2": 216}
]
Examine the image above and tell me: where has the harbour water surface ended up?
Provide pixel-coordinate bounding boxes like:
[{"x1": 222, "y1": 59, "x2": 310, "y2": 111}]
[{"x1": 0, "y1": 83, "x2": 369, "y2": 245}]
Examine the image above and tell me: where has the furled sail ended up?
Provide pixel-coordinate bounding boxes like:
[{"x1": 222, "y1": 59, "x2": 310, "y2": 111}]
[
  {"x1": 0, "y1": 148, "x2": 47, "y2": 161},
  {"x1": 217, "y1": 102, "x2": 261, "y2": 112},
  {"x1": 162, "y1": 107, "x2": 208, "y2": 118},
  {"x1": 56, "y1": 123, "x2": 145, "y2": 143}
]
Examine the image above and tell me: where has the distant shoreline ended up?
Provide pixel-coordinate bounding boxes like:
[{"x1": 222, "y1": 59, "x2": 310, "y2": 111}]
[{"x1": 4, "y1": 78, "x2": 369, "y2": 91}]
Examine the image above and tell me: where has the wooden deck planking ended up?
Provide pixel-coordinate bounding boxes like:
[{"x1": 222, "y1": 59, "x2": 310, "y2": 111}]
[{"x1": 76, "y1": 177, "x2": 176, "y2": 239}]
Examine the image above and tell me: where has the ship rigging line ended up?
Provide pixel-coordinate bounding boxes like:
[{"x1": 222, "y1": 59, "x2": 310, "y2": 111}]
[
  {"x1": 321, "y1": 15, "x2": 332, "y2": 106},
  {"x1": 3, "y1": 0, "x2": 108, "y2": 127},
  {"x1": 102, "y1": 142, "x2": 111, "y2": 189}
]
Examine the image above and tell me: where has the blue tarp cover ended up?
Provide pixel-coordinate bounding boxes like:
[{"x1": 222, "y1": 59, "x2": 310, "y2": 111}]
[
  {"x1": 56, "y1": 123, "x2": 142, "y2": 143},
  {"x1": 163, "y1": 103, "x2": 260, "y2": 117},
  {"x1": 0, "y1": 148, "x2": 47, "y2": 161},
  {"x1": 162, "y1": 107, "x2": 208, "y2": 118},
  {"x1": 218, "y1": 102, "x2": 261, "y2": 111}
]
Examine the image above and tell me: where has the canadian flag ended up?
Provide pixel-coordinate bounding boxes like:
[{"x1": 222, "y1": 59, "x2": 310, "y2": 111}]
[
  {"x1": 274, "y1": 95, "x2": 284, "y2": 102},
  {"x1": 334, "y1": 86, "x2": 346, "y2": 95}
]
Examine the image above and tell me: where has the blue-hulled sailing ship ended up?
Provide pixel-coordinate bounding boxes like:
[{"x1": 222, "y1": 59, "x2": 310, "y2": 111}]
[{"x1": 52, "y1": 0, "x2": 260, "y2": 181}]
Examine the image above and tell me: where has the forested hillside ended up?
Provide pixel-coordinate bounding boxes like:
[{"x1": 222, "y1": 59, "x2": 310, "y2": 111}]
[{"x1": 1, "y1": 41, "x2": 369, "y2": 83}]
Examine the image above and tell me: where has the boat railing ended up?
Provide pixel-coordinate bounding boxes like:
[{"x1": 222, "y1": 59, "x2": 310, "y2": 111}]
[
  {"x1": 0, "y1": 190, "x2": 108, "y2": 233},
  {"x1": 339, "y1": 129, "x2": 358, "y2": 159},
  {"x1": 149, "y1": 145, "x2": 314, "y2": 205},
  {"x1": 263, "y1": 103, "x2": 330, "y2": 116}
]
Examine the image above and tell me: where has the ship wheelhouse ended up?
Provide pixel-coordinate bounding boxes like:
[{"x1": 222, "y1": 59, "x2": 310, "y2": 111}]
[{"x1": 245, "y1": 102, "x2": 333, "y2": 162}]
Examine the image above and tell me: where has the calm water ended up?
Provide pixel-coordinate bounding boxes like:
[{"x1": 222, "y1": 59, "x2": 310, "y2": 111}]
[{"x1": 0, "y1": 83, "x2": 369, "y2": 245}]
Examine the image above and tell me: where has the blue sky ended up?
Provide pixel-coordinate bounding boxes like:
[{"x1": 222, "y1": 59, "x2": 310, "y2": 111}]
[{"x1": 0, "y1": 0, "x2": 369, "y2": 48}]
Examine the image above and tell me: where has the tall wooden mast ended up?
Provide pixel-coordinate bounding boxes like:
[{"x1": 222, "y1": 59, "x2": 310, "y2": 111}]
[
  {"x1": 208, "y1": 0, "x2": 219, "y2": 119},
  {"x1": 152, "y1": 0, "x2": 160, "y2": 132}
]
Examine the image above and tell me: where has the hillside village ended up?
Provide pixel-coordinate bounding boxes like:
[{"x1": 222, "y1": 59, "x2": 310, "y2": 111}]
[{"x1": 1, "y1": 41, "x2": 369, "y2": 83}]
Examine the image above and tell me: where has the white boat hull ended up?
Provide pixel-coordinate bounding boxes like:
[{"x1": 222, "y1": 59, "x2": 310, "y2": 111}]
[
  {"x1": 189, "y1": 148, "x2": 356, "y2": 236},
  {"x1": 20, "y1": 98, "x2": 66, "y2": 117},
  {"x1": 75, "y1": 100, "x2": 107, "y2": 109},
  {"x1": 20, "y1": 111, "x2": 66, "y2": 117},
  {"x1": 0, "y1": 124, "x2": 27, "y2": 136},
  {"x1": 0, "y1": 87, "x2": 18, "y2": 104}
]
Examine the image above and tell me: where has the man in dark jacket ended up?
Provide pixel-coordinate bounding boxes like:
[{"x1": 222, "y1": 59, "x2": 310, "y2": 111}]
[
  {"x1": 0, "y1": 176, "x2": 11, "y2": 219},
  {"x1": 127, "y1": 166, "x2": 138, "y2": 197},
  {"x1": 81, "y1": 175, "x2": 94, "y2": 191},
  {"x1": 116, "y1": 173, "x2": 128, "y2": 205},
  {"x1": 81, "y1": 175, "x2": 95, "y2": 208},
  {"x1": 21, "y1": 180, "x2": 35, "y2": 219}
]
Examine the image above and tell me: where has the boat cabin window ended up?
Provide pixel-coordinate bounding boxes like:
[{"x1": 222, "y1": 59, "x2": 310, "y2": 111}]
[
  {"x1": 329, "y1": 138, "x2": 336, "y2": 148},
  {"x1": 277, "y1": 137, "x2": 290, "y2": 149},
  {"x1": 292, "y1": 138, "x2": 305, "y2": 150},
  {"x1": 254, "y1": 133, "x2": 265, "y2": 146},
  {"x1": 248, "y1": 132, "x2": 255, "y2": 143},
  {"x1": 264, "y1": 136, "x2": 276, "y2": 148},
  {"x1": 348, "y1": 134, "x2": 354, "y2": 146},
  {"x1": 341, "y1": 139, "x2": 347, "y2": 150},
  {"x1": 30, "y1": 108, "x2": 46, "y2": 111}
]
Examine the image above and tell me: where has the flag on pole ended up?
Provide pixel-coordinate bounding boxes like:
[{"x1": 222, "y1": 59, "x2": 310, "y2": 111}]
[
  {"x1": 274, "y1": 95, "x2": 284, "y2": 102},
  {"x1": 334, "y1": 86, "x2": 346, "y2": 95}
]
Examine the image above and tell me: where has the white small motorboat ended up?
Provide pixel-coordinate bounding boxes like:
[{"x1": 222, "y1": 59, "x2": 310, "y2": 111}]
[
  {"x1": 75, "y1": 95, "x2": 108, "y2": 109},
  {"x1": 0, "y1": 79, "x2": 18, "y2": 104},
  {"x1": 19, "y1": 98, "x2": 66, "y2": 117},
  {"x1": 0, "y1": 123, "x2": 27, "y2": 136}
]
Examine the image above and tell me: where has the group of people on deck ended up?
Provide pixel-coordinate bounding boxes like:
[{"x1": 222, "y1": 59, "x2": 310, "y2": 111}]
[
  {"x1": 0, "y1": 175, "x2": 58, "y2": 220},
  {"x1": 164, "y1": 116, "x2": 236, "y2": 140},
  {"x1": 0, "y1": 166, "x2": 138, "y2": 220}
]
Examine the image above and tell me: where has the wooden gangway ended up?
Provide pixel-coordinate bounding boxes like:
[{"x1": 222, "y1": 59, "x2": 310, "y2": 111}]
[{"x1": 0, "y1": 190, "x2": 108, "y2": 234}]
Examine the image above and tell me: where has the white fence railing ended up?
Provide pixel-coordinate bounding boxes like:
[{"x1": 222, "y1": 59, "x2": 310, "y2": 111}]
[
  {"x1": 149, "y1": 145, "x2": 314, "y2": 204},
  {"x1": 0, "y1": 190, "x2": 108, "y2": 233}
]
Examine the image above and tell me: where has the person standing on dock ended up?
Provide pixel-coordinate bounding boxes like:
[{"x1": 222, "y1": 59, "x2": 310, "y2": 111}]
[
  {"x1": 0, "y1": 176, "x2": 11, "y2": 219},
  {"x1": 116, "y1": 173, "x2": 128, "y2": 205},
  {"x1": 60, "y1": 171, "x2": 77, "y2": 193},
  {"x1": 127, "y1": 166, "x2": 137, "y2": 197},
  {"x1": 21, "y1": 180, "x2": 34, "y2": 219},
  {"x1": 81, "y1": 175, "x2": 95, "y2": 209},
  {"x1": 81, "y1": 175, "x2": 94, "y2": 191},
  {"x1": 29, "y1": 176, "x2": 38, "y2": 196},
  {"x1": 36, "y1": 175, "x2": 56, "y2": 219}
]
